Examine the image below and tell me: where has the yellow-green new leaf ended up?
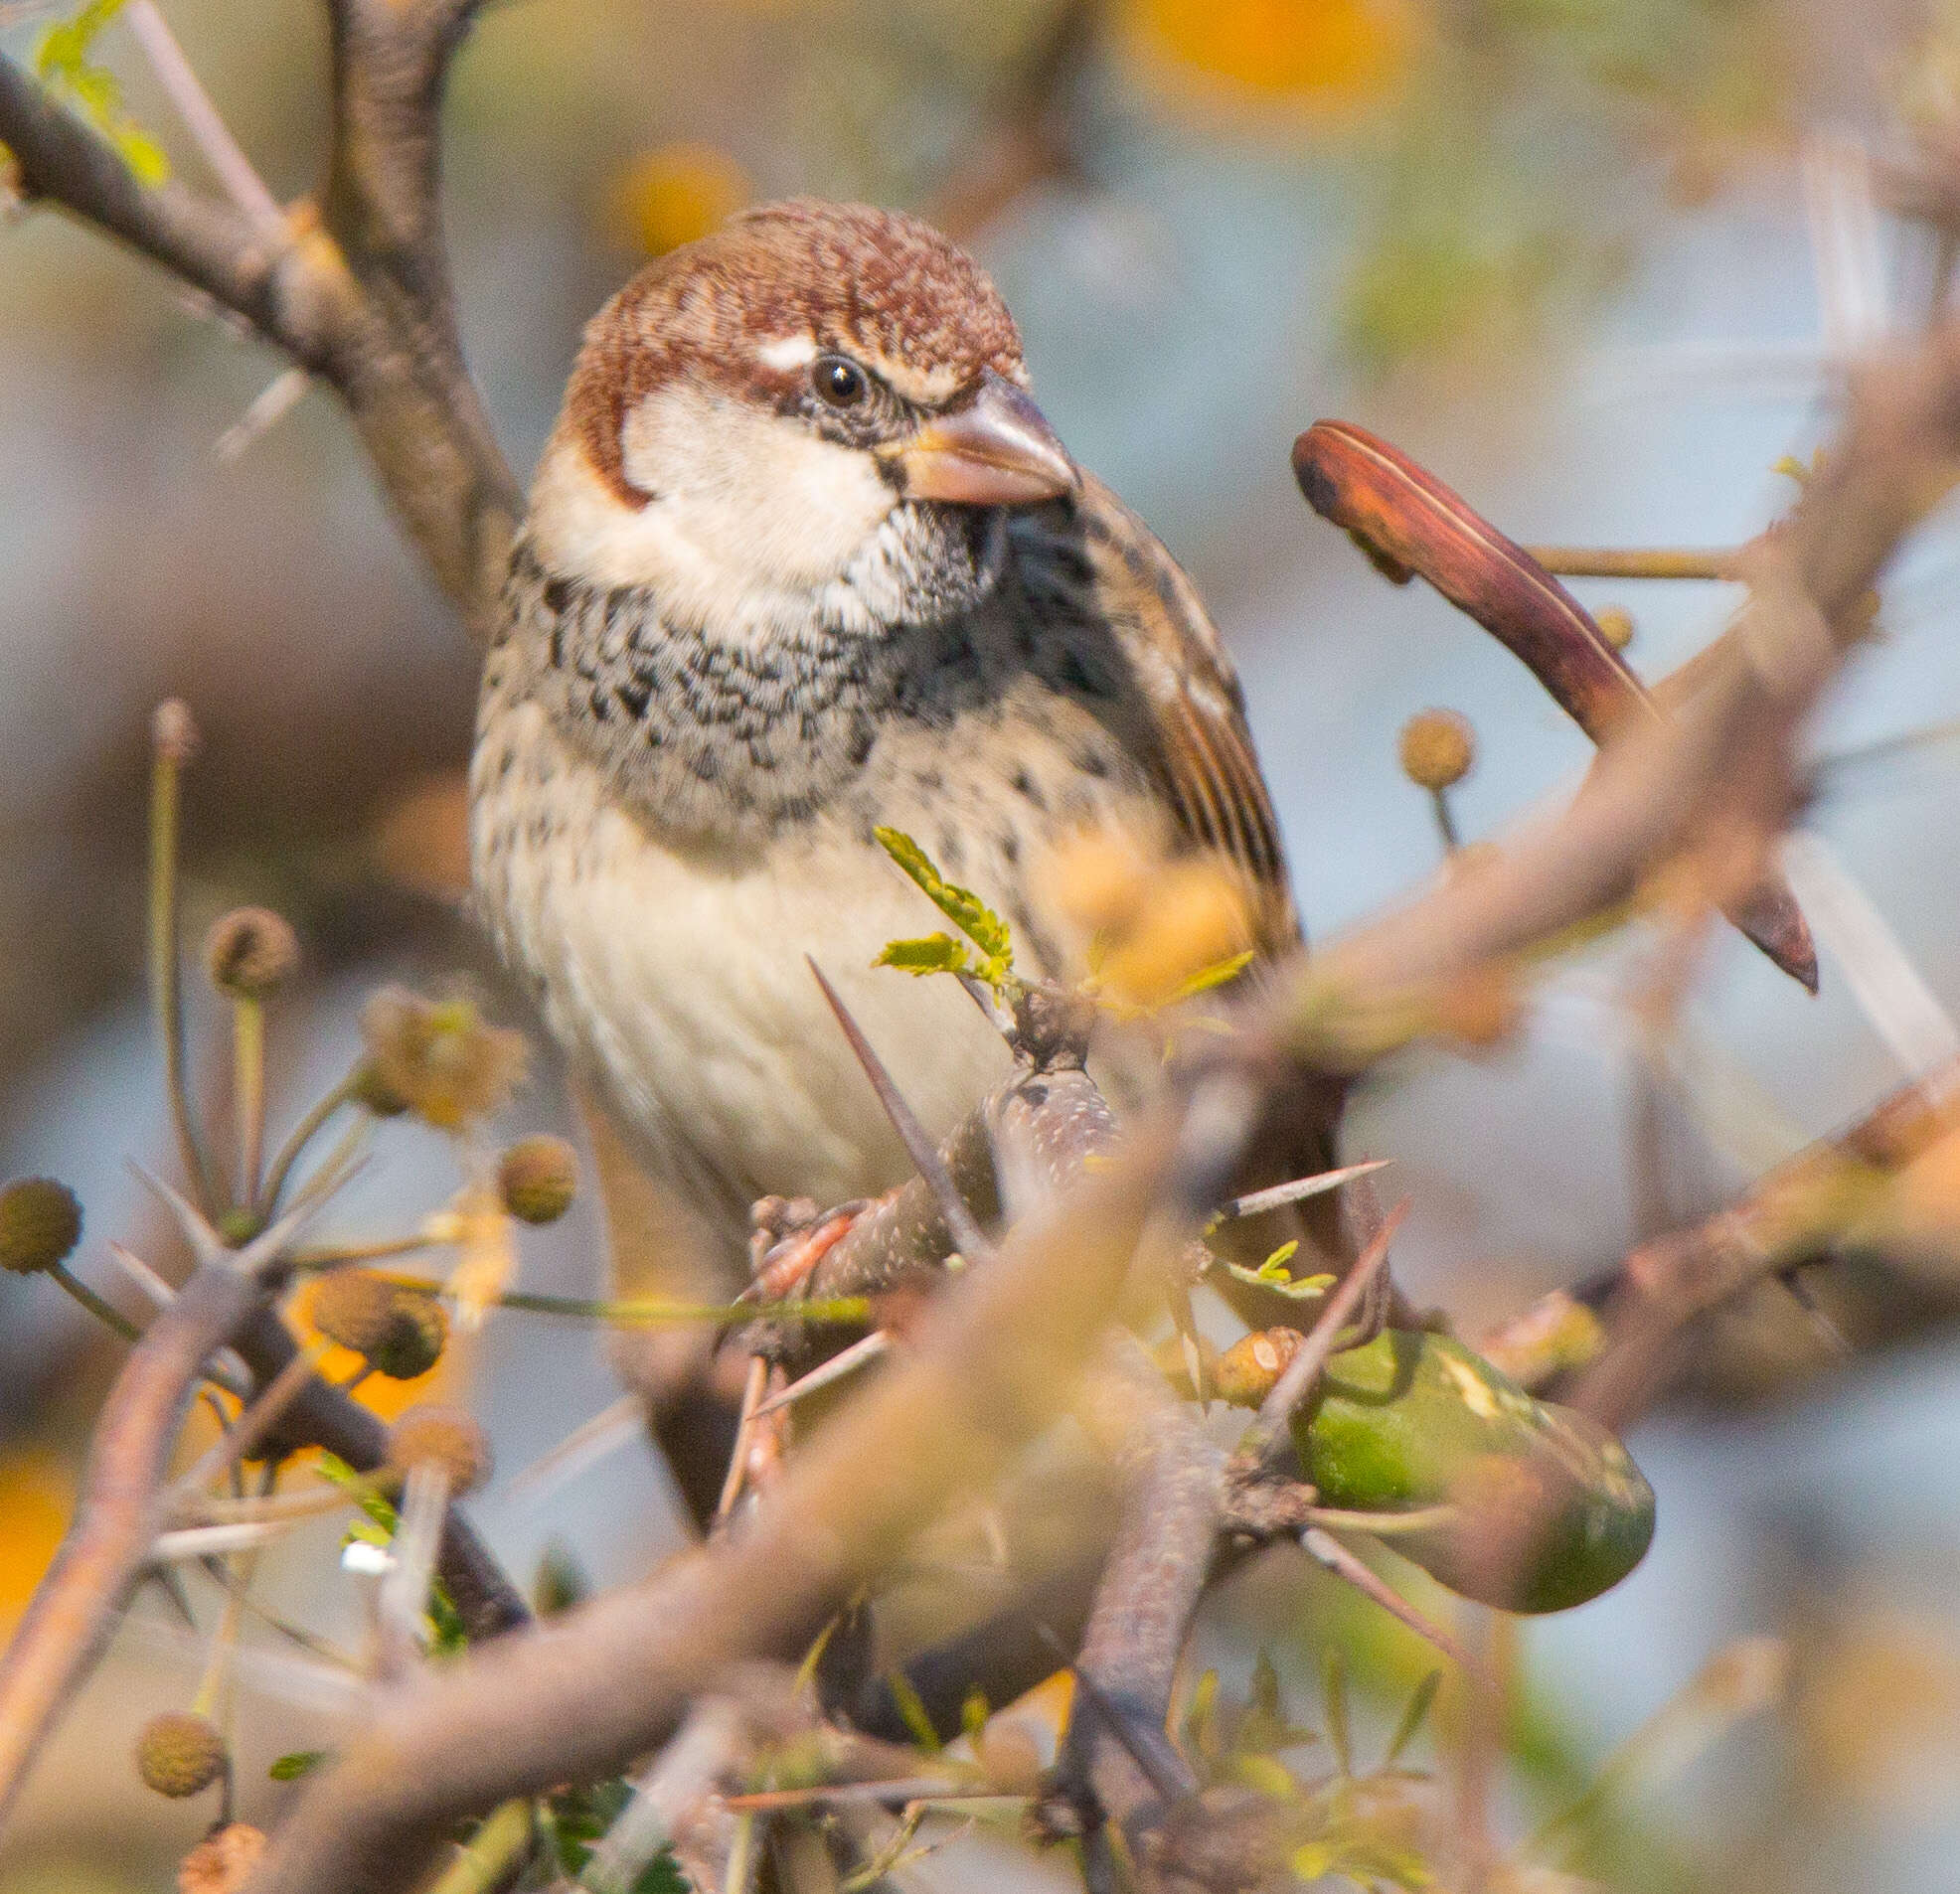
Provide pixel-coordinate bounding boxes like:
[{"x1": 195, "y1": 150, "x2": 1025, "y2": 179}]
[{"x1": 874, "y1": 827, "x2": 1013, "y2": 966}]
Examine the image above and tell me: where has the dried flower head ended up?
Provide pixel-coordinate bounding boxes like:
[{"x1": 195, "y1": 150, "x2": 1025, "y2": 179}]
[
  {"x1": 151, "y1": 698, "x2": 200, "y2": 765},
  {"x1": 349, "y1": 1056, "x2": 410, "y2": 1118},
  {"x1": 359, "y1": 987, "x2": 526, "y2": 1131},
  {"x1": 178, "y1": 1821, "x2": 266, "y2": 1894},
  {"x1": 310, "y1": 1270, "x2": 447, "y2": 1379},
  {"x1": 135, "y1": 1710, "x2": 227, "y2": 1798},
  {"x1": 1398, "y1": 710, "x2": 1475, "y2": 791},
  {"x1": 497, "y1": 1136, "x2": 579, "y2": 1224},
  {"x1": 1594, "y1": 605, "x2": 1635, "y2": 650},
  {"x1": 388, "y1": 1404, "x2": 492, "y2": 1495},
  {"x1": 0, "y1": 1177, "x2": 82, "y2": 1275},
  {"x1": 204, "y1": 906, "x2": 300, "y2": 1000}
]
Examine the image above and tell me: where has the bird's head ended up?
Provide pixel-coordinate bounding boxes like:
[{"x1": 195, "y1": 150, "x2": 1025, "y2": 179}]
[{"x1": 526, "y1": 199, "x2": 1077, "y2": 642}]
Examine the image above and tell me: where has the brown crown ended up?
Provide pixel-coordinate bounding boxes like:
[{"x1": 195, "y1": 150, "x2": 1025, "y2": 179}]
[{"x1": 564, "y1": 199, "x2": 1027, "y2": 505}]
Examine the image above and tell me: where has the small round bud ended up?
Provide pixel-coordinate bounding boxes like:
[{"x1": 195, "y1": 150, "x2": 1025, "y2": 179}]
[
  {"x1": 388, "y1": 1404, "x2": 492, "y2": 1495},
  {"x1": 359, "y1": 987, "x2": 526, "y2": 1131},
  {"x1": 0, "y1": 1177, "x2": 82, "y2": 1275},
  {"x1": 311, "y1": 1270, "x2": 447, "y2": 1379},
  {"x1": 151, "y1": 699, "x2": 200, "y2": 765},
  {"x1": 204, "y1": 906, "x2": 300, "y2": 1000},
  {"x1": 1594, "y1": 605, "x2": 1634, "y2": 650},
  {"x1": 135, "y1": 1710, "x2": 227, "y2": 1798},
  {"x1": 349, "y1": 1057, "x2": 410, "y2": 1118},
  {"x1": 497, "y1": 1136, "x2": 578, "y2": 1224},
  {"x1": 178, "y1": 1821, "x2": 266, "y2": 1894},
  {"x1": 1398, "y1": 710, "x2": 1475, "y2": 791}
]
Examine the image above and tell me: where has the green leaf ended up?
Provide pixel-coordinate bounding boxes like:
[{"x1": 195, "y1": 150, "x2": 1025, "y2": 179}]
[
  {"x1": 1385, "y1": 1672, "x2": 1441, "y2": 1766},
  {"x1": 874, "y1": 828, "x2": 1012, "y2": 966},
  {"x1": 874, "y1": 933, "x2": 972, "y2": 977},
  {"x1": 1257, "y1": 1240, "x2": 1299, "y2": 1281},
  {"x1": 1322, "y1": 1649, "x2": 1352, "y2": 1777},
  {"x1": 883, "y1": 1667, "x2": 942, "y2": 1754},
  {"x1": 317, "y1": 1451, "x2": 467, "y2": 1656},
  {"x1": 268, "y1": 1749, "x2": 327, "y2": 1781},
  {"x1": 1182, "y1": 1667, "x2": 1222, "y2": 1773},
  {"x1": 35, "y1": 0, "x2": 170, "y2": 186},
  {"x1": 1219, "y1": 1256, "x2": 1333, "y2": 1302},
  {"x1": 1175, "y1": 949, "x2": 1255, "y2": 999},
  {"x1": 961, "y1": 1687, "x2": 990, "y2": 1745}
]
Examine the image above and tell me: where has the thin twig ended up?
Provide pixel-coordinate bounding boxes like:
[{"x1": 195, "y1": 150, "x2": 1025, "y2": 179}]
[
  {"x1": 715, "y1": 1354, "x2": 771, "y2": 1524},
  {"x1": 1522, "y1": 547, "x2": 1738, "y2": 581},
  {"x1": 751, "y1": 1331, "x2": 897, "y2": 1420},
  {"x1": 121, "y1": 0, "x2": 284, "y2": 230},
  {"x1": 257, "y1": 1074, "x2": 356, "y2": 1217},
  {"x1": 148, "y1": 703, "x2": 213, "y2": 1212},
  {"x1": 1299, "y1": 1527, "x2": 1472, "y2": 1670}
]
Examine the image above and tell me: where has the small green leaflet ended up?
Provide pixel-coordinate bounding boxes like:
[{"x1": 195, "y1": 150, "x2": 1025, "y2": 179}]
[
  {"x1": 1219, "y1": 1240, "x2": 1334, "y2": 1302},
  {"x1": 549, "y1": 1778, "x2": 687, "y2": 1891},
  {"x1": 268, "y1": 1750, "x2": 327, "y2": 1781},
  {"x1": 314, "y1": 1452, "x2": 468, "y2": 1656},
  {"x1": 873, "y1": 828, "x2": 1015, "y2": 988},
  {"x1": 874, "y1": 932, "x2": 972, "y2": 978},
  {"x1": 36, "y1": 0, "x2": 170, "y2": 184}
]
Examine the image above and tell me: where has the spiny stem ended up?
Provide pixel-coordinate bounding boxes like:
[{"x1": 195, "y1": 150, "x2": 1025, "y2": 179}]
[
  {"x1": 233, "y1": 996, "x2": 266, "y2": 1210},
  {"x1": 47, "y1": 1262, "x2": 141, "y2": 1343},
  {"x1": 257, "y1": 1074, "x2": 356, "y2": 1217},
  {"x1": 1522, "y1": 547, "x2": 1737, "y2": 581},
  {"x1": 149, "y1": 704, "x2": 214, "y2": 1213}
]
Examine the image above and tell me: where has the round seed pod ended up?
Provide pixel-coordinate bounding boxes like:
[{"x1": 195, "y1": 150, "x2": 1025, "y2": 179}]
[
  {"x1": 151, "y1": 698, "x2": 200, "y2": 765},
  {"x1": 1594, "y1": 605, "x2": 1635, "y2": 650},
  {"x1": 388, "y1": 1404, "x2": 492, "y2": 1495},
  {"x1": 1397, "y1": 710, "x2": 1475, "y2": 791},
  {"x1": 135, "y1": 1710, "x2": 227, "y2": 1798},
  {"x1": 178, "y1": 1821, "x2": 266, "y2": 1894},
  {"x1": 497, "y1": 1136, "x2": 578, "y2": 1225},
  {"x1": 311, "y1": 1270, "x2": 446, "y2": 1379},
  {"x1": 204, "y1": 907, "x2": 299, "y2": 1000},
  {"x1": 349, "y1": 1056, "x2": 410, "y2": 1119},
  {"x1": 0, "y1": 1177, "x2": 82, "y2": 1275}
]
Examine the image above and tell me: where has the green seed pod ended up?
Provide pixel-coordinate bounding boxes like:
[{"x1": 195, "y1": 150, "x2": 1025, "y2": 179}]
[
  {"x1": 388, "y1": 1404, "x2": 492, "y2": 1495},
  {"x1": 311, "y1": 1270, "x2": 446, "y2": 1379},
  {"x1": 135, "y1": 1710, "x2": 227, "y2": 1798},
  {"x1": 497, "y1": 1136, "x2": 578, "y2": 1224},
  {"x1": 1289, "y1": 1330, "x2": 1654, "y2": 1613},
  {"x1": 0, "y1": 1177, "x2": 82, "y2": 1275}
]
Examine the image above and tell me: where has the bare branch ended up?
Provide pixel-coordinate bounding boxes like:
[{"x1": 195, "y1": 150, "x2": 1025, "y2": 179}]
[{"x1": 245, "y1": 1103, "x2": 1178, "y2": 1894}]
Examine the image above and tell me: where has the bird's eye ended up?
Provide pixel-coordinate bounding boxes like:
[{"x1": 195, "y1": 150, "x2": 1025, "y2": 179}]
[{"x1": 812, "y1": 355, "x2": 869, "y2": 407}]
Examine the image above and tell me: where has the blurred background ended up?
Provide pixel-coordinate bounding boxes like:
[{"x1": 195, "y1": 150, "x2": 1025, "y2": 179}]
[{"x1": 7, "y1": 0, "x2": 1960, "y2": 1887}]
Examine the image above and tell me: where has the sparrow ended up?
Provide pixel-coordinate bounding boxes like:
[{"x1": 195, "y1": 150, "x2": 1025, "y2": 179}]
[{"x1": 470, "y1": 199, "x2": 1317, "y2": 1292}]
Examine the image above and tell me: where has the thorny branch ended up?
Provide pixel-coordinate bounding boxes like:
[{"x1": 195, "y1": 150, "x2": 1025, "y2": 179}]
[{"x1": 7, "y1": 4, "x2": 1960, "y2": 1888}]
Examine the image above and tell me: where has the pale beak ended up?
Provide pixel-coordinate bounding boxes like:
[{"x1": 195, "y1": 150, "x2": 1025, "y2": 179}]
[{"x1": 892, "y1": 370, "x2": 1077, "y2": 507}]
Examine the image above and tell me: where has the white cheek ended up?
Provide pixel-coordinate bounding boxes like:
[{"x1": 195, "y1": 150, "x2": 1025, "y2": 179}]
[
  {"x1": 627, "y1": 386, "x2": 895, "y2": 583},
  {"x1": 525, "y1": 386, "x2": 899, "y2": 646}
]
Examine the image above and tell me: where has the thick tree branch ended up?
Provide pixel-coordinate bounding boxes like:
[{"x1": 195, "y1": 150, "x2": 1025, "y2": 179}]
[{"x1": 1061, "y1": 1348, "x2": 1220, "y2": 1870}]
